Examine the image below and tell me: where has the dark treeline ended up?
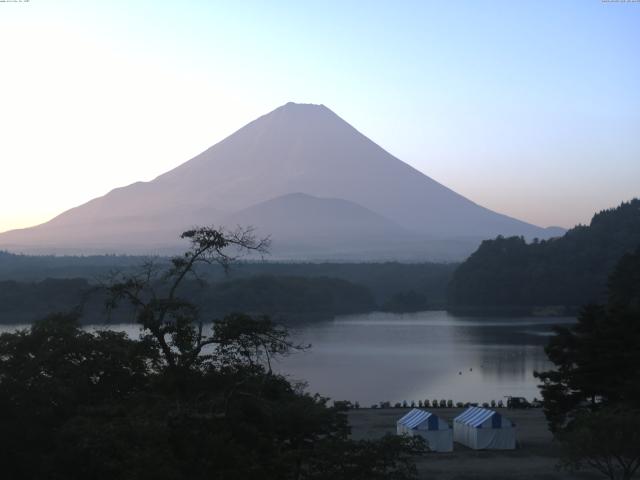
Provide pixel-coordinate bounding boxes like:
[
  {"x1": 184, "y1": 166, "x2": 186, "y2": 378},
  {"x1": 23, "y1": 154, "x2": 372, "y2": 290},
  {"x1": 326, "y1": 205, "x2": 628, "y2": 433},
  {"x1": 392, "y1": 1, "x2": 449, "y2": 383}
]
[
  {"x1": 215, "y1": 262, "x2": 456, "y2": 307},
  {"x1": 0, "y1": 278, "x2": 93, "y2": 323},
  {"x1": 0, "y1": 251, "x2": 144, "y2": 281},
  {"x1": 0, "y1": 255, "x2": 457, "y2": 323},
  {"x1": 1, "y1": 275, "x2": 425, "y2": 325},
  {"x1": 0, "y1": 253, "x2": 456, "y2": 305},
  {"x1": 195, "y1": 275, "x2": 375, "y2": 318},
  {"x1": 447, "y1": 199, "x2": 640, "y2": 313},
  {"x1": 0, "y1": 276, "x2": 375, "y2": 325}
]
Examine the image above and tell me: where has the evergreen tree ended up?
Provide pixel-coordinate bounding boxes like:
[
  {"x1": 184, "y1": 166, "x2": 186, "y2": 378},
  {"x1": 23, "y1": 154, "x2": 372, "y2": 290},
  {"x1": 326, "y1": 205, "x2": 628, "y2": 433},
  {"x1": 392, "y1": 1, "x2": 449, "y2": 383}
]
[{"x1": 536, "y1": 246, "x2": 640, "y2": 479}]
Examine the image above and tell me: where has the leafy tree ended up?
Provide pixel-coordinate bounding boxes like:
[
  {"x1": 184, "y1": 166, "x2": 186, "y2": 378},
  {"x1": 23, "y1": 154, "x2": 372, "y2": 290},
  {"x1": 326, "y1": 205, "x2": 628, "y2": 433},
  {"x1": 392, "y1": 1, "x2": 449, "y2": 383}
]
[
  {"x1": 0, "y1": 227, "x2": 424, "y2": 480},
  {"x1": 559, "y1": 408, "x2": 640, "y2": 480},
  {"x1": 535, "y1": 247, "x2": 640, "y2": 432},
  {"x1": 608, "y1": 247, "x2": 640, "y2": 313},
  {"x1": 0, "y1": 312, "x2": 158, "y2": 480},
  {"x1": 304, "y1": 435, "x2": 425, "y2": 480}
]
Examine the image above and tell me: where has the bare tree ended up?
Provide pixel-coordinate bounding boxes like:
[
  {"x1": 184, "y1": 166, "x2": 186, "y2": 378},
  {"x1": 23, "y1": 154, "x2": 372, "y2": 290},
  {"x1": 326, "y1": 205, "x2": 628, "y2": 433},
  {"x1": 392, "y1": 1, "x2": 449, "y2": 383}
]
[{"x1": 105, "y1": 226, "x2": 271, "y2": 369}]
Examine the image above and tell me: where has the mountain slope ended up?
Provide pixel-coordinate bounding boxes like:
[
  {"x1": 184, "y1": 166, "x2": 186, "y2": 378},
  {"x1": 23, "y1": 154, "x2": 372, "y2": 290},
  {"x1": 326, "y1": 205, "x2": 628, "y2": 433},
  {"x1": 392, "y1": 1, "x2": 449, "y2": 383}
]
[
  {"x1": 226, "y1": 193, "x2": 404, "y2": 237},
  {"x1": 223, "y1": 193, "x2": 431, "y2": 260},
  {"x1": 0, "y1": 102, "x2": 559, "y2": 258}
]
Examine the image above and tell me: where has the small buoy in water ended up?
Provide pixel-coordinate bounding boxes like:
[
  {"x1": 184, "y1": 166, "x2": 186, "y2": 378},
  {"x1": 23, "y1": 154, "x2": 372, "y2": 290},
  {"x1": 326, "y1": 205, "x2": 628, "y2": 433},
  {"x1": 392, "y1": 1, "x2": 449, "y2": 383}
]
[
  {"x1": 470, "y1": 368, "x2": 473, "y2": 371},
  {"x1": 458, "y1": 371, "x2": 462, "y2": 375}
]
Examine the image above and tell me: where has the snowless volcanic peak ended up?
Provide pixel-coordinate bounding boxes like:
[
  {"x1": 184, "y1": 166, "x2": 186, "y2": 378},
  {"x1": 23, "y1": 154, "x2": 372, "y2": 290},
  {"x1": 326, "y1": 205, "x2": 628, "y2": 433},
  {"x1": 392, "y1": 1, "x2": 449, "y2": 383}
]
[{"x1": 0, "y1": 102, "x2": 559, "y2": 259}]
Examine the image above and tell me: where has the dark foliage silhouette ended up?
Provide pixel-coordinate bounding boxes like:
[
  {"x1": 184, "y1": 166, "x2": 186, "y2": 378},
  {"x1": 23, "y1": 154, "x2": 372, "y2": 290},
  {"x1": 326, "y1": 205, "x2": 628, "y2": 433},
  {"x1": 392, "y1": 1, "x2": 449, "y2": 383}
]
[
  {"x1": 535, "y1": 246, "x2": 640, "y2": 479},
  {"x1": 0, "y1": 227, "x2": 424, "y2": 480},
  {"x1": 448, "y1": 199, "x2": 640, "y2": 311}
]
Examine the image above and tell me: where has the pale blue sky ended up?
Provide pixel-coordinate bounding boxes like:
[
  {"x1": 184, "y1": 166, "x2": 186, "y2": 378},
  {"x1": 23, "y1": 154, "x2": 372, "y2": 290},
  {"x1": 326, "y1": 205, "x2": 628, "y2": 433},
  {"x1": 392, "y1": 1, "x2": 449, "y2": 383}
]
[{"x1": 1, "y1": 0, "x2": 638, "y2": 231}]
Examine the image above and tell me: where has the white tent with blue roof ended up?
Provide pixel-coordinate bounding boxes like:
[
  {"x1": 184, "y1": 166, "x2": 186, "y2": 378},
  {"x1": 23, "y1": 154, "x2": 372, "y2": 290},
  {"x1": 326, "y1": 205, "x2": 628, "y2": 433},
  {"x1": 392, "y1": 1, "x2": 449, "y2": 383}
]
[
  {"x1": 453, "y1": 406, "x2": 516, "y2": 450},
  {"x1": 396, "y1": 409, "x2": 453, "y2": 452}
]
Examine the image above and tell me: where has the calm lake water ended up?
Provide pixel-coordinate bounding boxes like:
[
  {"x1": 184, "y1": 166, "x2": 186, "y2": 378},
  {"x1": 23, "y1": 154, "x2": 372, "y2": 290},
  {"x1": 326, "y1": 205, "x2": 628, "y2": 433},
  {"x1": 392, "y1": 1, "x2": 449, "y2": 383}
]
[
  {"x1": 278, "y1": 311, "x2": 573, "y2": 406},
  {"x1": 0, "y1": 311, "x2": 574, "y2": 406}
]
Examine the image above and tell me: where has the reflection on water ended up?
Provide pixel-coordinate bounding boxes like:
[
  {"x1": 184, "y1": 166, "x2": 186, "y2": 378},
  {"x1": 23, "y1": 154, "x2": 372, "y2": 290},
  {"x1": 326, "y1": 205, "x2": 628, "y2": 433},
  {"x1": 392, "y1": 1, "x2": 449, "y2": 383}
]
[
  {"x1": 277, "y1": 311, "x2": 574, "y2": 405},
  {"x1": 0, "y1": 311, "x2": 574, "y2": 405}
]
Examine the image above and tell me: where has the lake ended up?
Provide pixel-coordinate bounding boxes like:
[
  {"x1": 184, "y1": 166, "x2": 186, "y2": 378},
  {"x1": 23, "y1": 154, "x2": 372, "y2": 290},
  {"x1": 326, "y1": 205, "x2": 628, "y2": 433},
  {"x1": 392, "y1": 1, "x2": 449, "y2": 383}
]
[
  {"x1": 0, "y1": 311, "x2": 573, "y2": 406},
  {"x1": 278, "y1": 311, "x2": 573, "y2": 406}
]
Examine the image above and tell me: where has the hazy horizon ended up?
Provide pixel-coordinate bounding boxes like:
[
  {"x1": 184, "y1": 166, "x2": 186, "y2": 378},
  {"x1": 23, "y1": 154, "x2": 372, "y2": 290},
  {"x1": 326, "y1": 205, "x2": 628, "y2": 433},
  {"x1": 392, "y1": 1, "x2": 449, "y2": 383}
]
[{"x1": 1, "y1": 1, "x2": 639, "y2": 233}]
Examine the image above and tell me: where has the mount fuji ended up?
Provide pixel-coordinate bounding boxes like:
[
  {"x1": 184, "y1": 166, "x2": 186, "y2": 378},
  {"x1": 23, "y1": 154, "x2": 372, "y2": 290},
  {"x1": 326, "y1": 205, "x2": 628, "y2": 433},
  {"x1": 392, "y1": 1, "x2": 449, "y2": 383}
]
[{"x1": 0, "y1": 102, "x2": 562, "y2": 260}]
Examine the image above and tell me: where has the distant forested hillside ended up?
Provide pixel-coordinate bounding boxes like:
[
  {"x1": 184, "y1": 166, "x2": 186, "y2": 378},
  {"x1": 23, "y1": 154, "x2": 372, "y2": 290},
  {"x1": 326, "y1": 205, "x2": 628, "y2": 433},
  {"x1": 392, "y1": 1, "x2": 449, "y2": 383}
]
[
  {"x1": 0, "y1": 275, "x2": 375, "y2": 324},
  {"x1": 447, "y1": 199, "x2": 640, "y2": 313},
  {"x1": 0, "y1": 264, "x2": 456, "y2": 324},
  {"x1": 0, "y1": 278, "x2": 93, "y2": 323},
  {"x1": 194, "y1": 275, "x2": 376, "y2": 318},
  {"x1": 0, "y1": 253, "x2": 456, "y2": 312},
  {"x1": 0, "y1": 252, "x2": 145, "y2": 281}
]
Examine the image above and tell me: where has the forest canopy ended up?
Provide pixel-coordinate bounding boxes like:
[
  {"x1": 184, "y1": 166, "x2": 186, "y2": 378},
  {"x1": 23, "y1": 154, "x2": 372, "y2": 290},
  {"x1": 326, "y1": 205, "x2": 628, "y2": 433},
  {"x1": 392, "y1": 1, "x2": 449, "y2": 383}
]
[{"x1": 447, "y1": 199, "x2": 640, "y2": 312}]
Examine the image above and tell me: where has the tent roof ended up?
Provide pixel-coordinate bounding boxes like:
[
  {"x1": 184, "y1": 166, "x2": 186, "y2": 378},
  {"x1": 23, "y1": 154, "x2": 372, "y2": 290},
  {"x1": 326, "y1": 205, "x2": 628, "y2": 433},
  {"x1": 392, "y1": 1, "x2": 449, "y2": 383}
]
[
  {"x1": 397, "y1": 409, "x2": 437, "y2": 429},
  {"x1": 454, "y1": 407, "x2": 501, "y2": 427}
]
